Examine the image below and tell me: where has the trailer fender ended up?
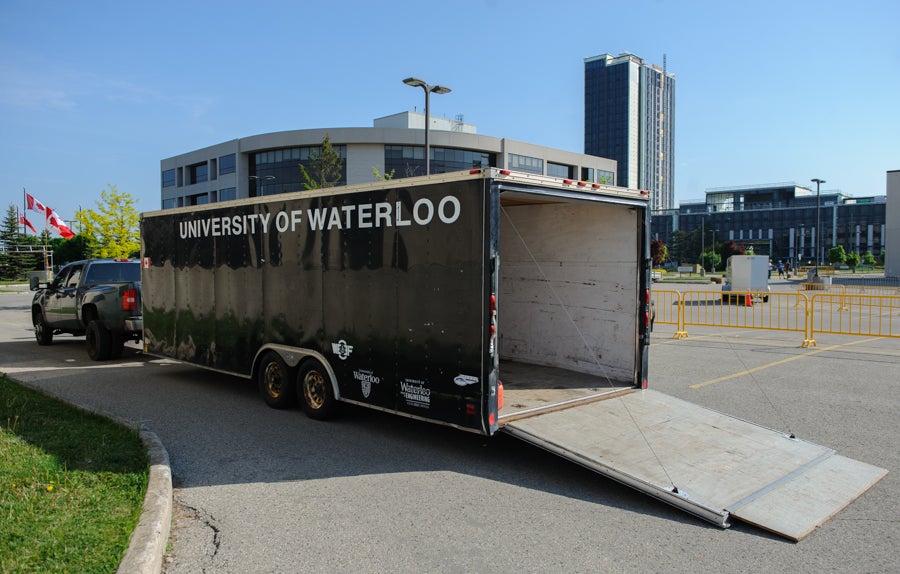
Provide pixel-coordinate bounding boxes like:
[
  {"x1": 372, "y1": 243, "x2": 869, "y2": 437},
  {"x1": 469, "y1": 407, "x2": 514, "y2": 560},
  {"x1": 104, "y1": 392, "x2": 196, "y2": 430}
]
[{"x1": 253, "y1": 345, "x2": 341, "y2": 401}]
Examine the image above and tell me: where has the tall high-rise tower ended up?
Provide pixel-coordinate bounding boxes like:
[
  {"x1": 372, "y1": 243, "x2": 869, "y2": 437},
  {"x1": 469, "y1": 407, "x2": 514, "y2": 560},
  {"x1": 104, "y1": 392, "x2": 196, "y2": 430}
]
[{"x1": 584, "y1": 53, "x2": 675, "y2": 210}]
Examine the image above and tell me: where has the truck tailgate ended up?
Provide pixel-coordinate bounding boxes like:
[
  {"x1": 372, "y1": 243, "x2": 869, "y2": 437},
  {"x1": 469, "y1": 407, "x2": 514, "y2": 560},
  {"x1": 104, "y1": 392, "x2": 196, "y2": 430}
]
[{"x1": 501, "y1": 389, "x2": 887, "y2": 541}]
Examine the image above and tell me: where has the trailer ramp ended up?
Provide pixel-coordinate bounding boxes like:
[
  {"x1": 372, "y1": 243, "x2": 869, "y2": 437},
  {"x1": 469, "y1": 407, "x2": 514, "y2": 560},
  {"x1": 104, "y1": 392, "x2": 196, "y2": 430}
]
[{"x1": 501, "y1": 389, "x2": 887, "y2": 541}]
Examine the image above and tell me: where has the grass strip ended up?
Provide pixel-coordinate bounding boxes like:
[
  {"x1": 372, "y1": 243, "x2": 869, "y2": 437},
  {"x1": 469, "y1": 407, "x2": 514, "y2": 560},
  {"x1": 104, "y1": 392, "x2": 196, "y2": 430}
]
[{"x1": 0, "y1": 376, "x2": 148, "y2": 573}]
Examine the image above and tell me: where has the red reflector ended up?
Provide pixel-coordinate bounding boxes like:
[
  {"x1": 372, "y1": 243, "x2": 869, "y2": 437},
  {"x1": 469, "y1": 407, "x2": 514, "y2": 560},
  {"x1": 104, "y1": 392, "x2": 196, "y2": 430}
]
[
  {"x1": 490, "y1": 294, "x2": 496, "y2": 311},
  {"x1": 498, "y1": 381, "x2": 504, "y2": 410},
  {"x1": 499, "y1": 169, "x2": 511, "y2": 175},
  {"x1": 466, "y1": 403, "x2": 476, "y2": 416},
  {"x1": 645, "y1": 311, "x2": 650, "y2": 326},
  {"x1": 489, "y1": 413, "x2": 495, "y2": 426},
  {"x1": 640, "y1": 189, "x2": 649, "y2": 195},
  {"x1": 563, "y1": 179, "x2": 573, "y2": 184},
  {"x1": 469, "y1": 169, "x2": 482, "y2": 174},
  {"x1": 577, "y1": 181, "x2": 586, "y2": 187},
  {"x1": 642, "y1": 378, "x2": 648, "y2": 389},
  {"x1": 592, "y1": 183, "x2": 601, "y2": 189}
]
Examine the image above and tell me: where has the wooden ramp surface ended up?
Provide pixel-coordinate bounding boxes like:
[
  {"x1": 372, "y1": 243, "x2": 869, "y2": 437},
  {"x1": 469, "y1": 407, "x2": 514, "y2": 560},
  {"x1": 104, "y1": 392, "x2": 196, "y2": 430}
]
[{"x1": 503, "y1": 389, "x2": 887, "y2": 541}]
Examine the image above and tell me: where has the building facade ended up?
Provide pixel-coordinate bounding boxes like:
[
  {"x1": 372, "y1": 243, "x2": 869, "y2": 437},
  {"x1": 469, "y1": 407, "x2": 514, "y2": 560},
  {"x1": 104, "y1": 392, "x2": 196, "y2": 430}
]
[
  {"x1": 584, "y1": 53, "x2": 675, "y2": 211},
  {"x1": 159, "y1": 112, "x2": 617, "y2": 210},
  {"x1": 651, "y1": 182, "x2": 887, "y2": 266}
]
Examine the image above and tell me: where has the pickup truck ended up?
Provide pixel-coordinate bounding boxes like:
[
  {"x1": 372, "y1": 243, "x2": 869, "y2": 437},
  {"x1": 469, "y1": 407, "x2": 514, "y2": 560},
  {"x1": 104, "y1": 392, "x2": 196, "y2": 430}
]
[{"x1": 30, "y1": 258, "x2": 143, "y2": 360}]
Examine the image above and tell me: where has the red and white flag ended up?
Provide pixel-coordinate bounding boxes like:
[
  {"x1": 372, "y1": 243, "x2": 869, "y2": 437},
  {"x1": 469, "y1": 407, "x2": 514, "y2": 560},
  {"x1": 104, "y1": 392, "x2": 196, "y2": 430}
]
[
  {"x1": 47, "y1": 209, "x2": 76, "y2": 240},
  {"x1": 19, "y1": 214, "x2": 37, "y2": 235},
  {"x1": 25, "y1": 192, "x2": 48, "y2": 215}
]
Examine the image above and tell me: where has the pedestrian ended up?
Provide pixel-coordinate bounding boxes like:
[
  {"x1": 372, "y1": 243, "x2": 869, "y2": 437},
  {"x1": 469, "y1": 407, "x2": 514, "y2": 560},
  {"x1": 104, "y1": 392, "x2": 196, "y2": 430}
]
[{"x1": 777, "y1": 262, "x2": 784, "y2": 278}]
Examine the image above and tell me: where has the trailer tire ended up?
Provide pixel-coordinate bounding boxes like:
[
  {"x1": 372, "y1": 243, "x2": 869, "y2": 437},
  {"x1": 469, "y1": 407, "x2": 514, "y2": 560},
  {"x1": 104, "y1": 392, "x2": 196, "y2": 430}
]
[
  {"x1": 86, "y1": 320, "x2": 112, "y2": 361},
  {"x1": 258, "y1": 351, "x2": 296, "y2": 409},
  {"x1": 33, "y1": 310, "x2": 53, "y2": 345},
  {"x1": 298, "y1": 359, "x2": 337, "y2": 420}
]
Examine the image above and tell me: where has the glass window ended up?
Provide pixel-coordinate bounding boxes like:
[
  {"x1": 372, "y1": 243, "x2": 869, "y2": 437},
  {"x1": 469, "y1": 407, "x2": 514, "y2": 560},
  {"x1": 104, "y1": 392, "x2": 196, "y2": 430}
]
[
  {"x1": 508, "y1": 153, "x2": 543, "y2": 174},
  {"x1": 162, "y1": 198, "x2": 177, "y2": 210},
  {"x1": 162, "y1": 169, "x2": 176, "y2": 188},
  {"x1": 219, "y1": 154, "x2": 236, "y2": 175},
  {"x1": 188, "y1": 162, "x2": 208, "y2": 185},
  {"x1": 218, "y1": 187, "x2": 236, "y2": 202},
  {"x1": 547, "y1": 162, "x2": 573, "y2": 179}
]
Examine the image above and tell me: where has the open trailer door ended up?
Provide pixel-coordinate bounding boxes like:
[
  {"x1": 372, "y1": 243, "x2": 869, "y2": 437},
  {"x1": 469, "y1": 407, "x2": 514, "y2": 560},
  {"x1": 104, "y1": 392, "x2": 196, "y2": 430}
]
[{"x1": 501, "y1": 389, "x2": 887, "y2": 541}]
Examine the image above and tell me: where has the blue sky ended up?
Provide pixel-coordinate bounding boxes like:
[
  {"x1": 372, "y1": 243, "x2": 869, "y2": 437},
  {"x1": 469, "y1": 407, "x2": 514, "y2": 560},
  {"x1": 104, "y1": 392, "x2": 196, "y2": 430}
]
[{"x1": 2, "y1": 0, "x2": 898, "y2": 230}]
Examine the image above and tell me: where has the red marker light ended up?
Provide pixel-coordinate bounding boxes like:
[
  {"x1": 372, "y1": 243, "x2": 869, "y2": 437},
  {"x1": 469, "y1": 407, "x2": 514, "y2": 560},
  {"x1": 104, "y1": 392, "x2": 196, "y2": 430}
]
[{"x1": 499, "y1": 169, "x2": 511, "y2": 175}]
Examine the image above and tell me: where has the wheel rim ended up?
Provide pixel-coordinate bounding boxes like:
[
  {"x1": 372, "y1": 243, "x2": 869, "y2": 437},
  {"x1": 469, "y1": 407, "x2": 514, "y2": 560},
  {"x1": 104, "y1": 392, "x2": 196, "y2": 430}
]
[
  {"x1": 303, "y1": 370, "x2": 326, "y2": 410},
  {"x1": 264, "y1": 361, "x2": 285, "y2": 399}
]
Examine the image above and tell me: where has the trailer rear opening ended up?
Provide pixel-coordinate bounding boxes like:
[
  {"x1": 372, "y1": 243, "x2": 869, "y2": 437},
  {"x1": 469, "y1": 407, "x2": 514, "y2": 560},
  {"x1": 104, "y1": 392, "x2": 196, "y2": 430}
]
[{"x1": 495, "y1": 192, "x2": 642, "y2": 422}]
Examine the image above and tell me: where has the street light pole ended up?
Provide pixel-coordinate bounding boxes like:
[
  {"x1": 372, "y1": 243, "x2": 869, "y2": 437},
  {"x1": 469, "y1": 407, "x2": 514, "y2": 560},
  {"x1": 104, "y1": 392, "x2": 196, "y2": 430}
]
[
  {"x1": 249, "y1": 175, "x2": 275, "y2": 197},
  {"x1": 811, "y1": 178, "x2": 826, "y2": 276},
  {"x1": 403, "y1": 77, "x2": 451, "y2": 176}
]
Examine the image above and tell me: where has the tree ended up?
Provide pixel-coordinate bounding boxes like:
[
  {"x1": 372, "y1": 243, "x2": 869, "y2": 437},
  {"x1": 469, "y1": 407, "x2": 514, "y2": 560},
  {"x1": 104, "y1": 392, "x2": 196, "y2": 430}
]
[
  {"x1": 75, "y1": 185, "x2": 140, "y2": 258},
  {"x1": 845, "y1": 252, "x2": 860, "y2": 272},
  {"x1": 827, "y1": 245, "x2": 846, "y2": 266},
  {"x1": 702, "y1": 249, "x2": 721, "y2": 273},
  {"x1": 862, "y1": 251, "x2": 876, "y2": 267},
  {"x1": 299, "y1": 134, "x2": 343, "y2": 190},
  {"x1": 0, "y1": 204, "x2": 42, "y2": 280},
  {"x1": 720, "y1": 240, "x2": 746, "y2": 263},
  {"x1": 650, "y1": 239, "x2": 668, "y2": 267},
  {"x1": 373, "y1": 166, "x2": 395, "y2": 181}
]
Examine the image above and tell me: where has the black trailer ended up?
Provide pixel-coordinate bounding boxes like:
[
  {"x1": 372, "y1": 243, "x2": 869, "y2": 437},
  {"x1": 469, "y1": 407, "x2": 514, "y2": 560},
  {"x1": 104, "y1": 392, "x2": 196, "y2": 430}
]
[{"x1": 141, "y1": 169, "x2": 885, "y2": 540}]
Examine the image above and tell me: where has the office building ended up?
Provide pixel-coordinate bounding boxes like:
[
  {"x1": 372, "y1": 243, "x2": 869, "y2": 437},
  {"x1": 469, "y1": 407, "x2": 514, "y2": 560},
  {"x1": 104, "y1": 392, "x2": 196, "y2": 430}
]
[
  {"x1": 160, "y1": 113, "x2": 617, "y2": 209},
  {"x1": 651, "y1": 182, "x2": 887, "y2": 266},
  {"x1": 584, "y1": 53, "x2": 675, "y2": 211}
]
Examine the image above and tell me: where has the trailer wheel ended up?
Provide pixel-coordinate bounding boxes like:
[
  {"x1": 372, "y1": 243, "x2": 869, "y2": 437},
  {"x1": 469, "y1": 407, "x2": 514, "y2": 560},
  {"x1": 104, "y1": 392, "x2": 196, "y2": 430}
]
[
  {"x1": 86, "y1": 320, "x2": 111, "y2": 361},
  {"x1": 298, "y1": 359, "x2": 337, "y2": 420},
  {"x1": 258, "y1": 351, "x2": 296, "y2": 409},
  {"x1": 33, "y1": 310, "x2": 53, "y2": 345}
]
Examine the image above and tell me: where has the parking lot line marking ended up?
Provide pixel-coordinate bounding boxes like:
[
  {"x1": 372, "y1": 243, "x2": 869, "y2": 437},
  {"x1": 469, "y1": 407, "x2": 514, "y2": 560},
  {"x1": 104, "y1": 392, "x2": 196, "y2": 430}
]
[{"x1": 689, "y1": 337, "x2": 882, "y2": 389}]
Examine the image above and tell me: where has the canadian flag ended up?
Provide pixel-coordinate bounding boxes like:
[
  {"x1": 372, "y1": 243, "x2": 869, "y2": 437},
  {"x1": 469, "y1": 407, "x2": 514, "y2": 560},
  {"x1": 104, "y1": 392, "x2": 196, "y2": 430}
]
[
  {"x1": 25, "y1": 192, "x2": 48, "y2": 215},
  {"x1": 24, "y1": 191, "x2": 76, "y2": 240},
  {"x1": 47, "y1": 209, "x2": 76, "y2": 240},
  {"x1": 19, "y1": 214, "x2": 37, "y2": 235}
]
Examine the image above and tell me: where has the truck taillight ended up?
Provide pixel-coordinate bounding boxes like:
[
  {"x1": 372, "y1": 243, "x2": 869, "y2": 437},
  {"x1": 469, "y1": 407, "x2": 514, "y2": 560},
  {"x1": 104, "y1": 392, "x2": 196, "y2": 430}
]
[{"x1": 122, "y1": 288, "x2": 137, "y2": 313}]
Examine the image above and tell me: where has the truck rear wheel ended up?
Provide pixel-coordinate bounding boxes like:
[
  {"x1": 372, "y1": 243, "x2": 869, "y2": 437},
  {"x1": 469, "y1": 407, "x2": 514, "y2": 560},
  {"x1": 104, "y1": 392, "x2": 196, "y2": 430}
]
[
  {"x1": 33, "y1": 310, "x2": 53, "y2": 345},
  {"x1": 258, "y1": 351, "x2": 295, "y2": 409},
  {"x1": 86, "y1": 320, "x2": 111, "y2": 361},
  {"x1": 297, "y1": 359, "x2": 337, "y2": 420}
]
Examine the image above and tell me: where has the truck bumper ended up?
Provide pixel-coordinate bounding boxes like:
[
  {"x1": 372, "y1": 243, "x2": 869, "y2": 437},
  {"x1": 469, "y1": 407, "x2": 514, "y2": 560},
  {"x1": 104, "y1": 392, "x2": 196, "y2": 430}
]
[{"x1": 125, "y1": 317, "x2": 143, "y2": 334}]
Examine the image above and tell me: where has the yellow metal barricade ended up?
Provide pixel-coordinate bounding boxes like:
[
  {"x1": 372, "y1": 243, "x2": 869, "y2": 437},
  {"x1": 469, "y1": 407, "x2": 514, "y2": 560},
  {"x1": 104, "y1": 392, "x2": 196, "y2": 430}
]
[
  {"x1": 809, "y1": 293, "x2": 900, "y2": 340},
  {"x1": 679, "y1": 290, "x2": 812, "y2": 345},
  {"x1": 650, "y1": 289, "x2": 684, "y2": 337}
]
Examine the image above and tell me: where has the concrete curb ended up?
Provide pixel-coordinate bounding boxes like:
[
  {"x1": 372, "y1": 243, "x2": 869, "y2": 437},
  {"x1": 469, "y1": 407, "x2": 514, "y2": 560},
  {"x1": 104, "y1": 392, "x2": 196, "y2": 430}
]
[{"x1": 117, "y1": 430, "x2": 172, "y2": 574}]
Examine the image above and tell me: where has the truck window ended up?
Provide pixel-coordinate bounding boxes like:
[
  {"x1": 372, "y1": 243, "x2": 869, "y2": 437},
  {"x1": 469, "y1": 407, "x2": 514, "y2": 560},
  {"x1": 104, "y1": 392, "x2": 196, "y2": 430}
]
[
  {"x1": 65, "y1": 267, "x2": 83, "y2": 288},
  {"x1": 84, "y1": 262, "x2": 141, "y2": 283}
]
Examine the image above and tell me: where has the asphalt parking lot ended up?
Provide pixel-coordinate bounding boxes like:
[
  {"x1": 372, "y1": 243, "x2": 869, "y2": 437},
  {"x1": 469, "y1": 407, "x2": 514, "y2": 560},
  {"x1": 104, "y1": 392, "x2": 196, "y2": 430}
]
[{"x1": 2, "y1": 287, "x2": 898, "y2": 573}]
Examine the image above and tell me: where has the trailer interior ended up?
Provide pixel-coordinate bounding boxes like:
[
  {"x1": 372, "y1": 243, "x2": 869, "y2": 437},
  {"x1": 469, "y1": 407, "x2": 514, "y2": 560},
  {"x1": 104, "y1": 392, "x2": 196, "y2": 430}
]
[{"x1": 494, "y1": 189, "x2": 643, "y2": 423}]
